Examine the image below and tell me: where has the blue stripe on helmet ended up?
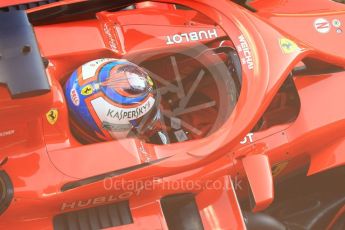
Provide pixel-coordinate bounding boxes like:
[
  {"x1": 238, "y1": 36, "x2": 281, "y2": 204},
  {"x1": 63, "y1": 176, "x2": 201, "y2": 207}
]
[{"x1": 65, "y1": 70, "x2": 103, "y2": 135}]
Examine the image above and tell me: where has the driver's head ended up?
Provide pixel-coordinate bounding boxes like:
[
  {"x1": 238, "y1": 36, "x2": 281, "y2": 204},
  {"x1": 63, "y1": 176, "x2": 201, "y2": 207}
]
[{"x1": 65, "y1": 58, "x2": 157, "y2": 143}]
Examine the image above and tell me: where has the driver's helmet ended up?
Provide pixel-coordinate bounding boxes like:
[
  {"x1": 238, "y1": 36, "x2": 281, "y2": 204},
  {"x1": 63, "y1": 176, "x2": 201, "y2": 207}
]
[{"x1": 65, "y1": 58, "x2": 157, "y2": 143}]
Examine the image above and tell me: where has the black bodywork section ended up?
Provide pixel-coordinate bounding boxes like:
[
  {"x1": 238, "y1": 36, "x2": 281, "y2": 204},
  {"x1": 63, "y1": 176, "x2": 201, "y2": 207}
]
[
  {"x1": 266, "y1": 167, "x2": 345, "y2": 230},
  {"x1": 53, "y1": 201, "x2": 133, "y2": 230},
  {"x1": 0, "y1": 0, "x2": 59, "y2": 12},
  {"x1": 245, "y1": 167, "x2": 345, "y2": 230},
  {"x1": 0, "y1": 10, "x2": 50, "y2": 98},
  {"x1": 161, "y1": 193, "x2": 204, "y2": 230},
  {"x1": 61, "y1": 157, "x2": 169, "y2": 192},
  {"x1": 28, "y1": 0, "x2": 139, "y2": 25}
]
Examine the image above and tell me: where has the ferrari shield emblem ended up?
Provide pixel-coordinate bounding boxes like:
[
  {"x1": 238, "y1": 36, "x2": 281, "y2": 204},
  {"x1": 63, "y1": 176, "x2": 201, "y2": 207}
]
[
  {"x1": 279, "y1": 38, "x2": 299, "y2": 54},
  {"x1": 272, "y1": 161, "x2": 289, "y2": 177},
  {"x1": 81, "y1": 85, "x2": 93, "y2": 96},
  {"x1": 46, "y1": 109, "x2": 58, "y2": 125}
]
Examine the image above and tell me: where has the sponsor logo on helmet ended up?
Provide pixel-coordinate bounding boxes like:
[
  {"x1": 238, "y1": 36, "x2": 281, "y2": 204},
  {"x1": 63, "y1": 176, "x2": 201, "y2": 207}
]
[
  {"x1": 102, "y1": 121, "x2": 132, "y2": 132},
  {"x1": 106, "y1": 99, "x2": 153, "y2": 121},
  {"x1": 46, "y1": 109, "x2": 59, "y2": 125},
  {"x1": 91, "y1": 96, "x2": 156, "y2": 128},
  {"x1": 70, "y1": 88, "x2": 80, "y2": 106},
  {"x1": 81, "y1": 84, "x2": 94, "y2": 96}
]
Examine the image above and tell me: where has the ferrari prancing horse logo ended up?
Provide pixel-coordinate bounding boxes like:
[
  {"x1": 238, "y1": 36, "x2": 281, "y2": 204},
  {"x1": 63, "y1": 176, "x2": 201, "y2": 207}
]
[
  {"x1": 279, "y1": 38, "x2": 299, "y2": 54},
  {"x1": 46, "y1": 109, "x2": 58, "y2": 125},
  {"x1": 81, "y1": 84, "x2": 93, "y2": 96}
]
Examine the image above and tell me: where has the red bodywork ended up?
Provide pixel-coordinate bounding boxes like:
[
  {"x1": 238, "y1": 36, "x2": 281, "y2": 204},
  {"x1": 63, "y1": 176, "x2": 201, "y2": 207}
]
[{"x1": 1, "y1": 0, "x2": 345, "y2": 229}]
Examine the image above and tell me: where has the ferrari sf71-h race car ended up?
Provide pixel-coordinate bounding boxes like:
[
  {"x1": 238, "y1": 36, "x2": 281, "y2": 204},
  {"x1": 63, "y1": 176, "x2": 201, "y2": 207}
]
[{"x1": 1, "y1": 0, "x2": 345, "y2": 229}]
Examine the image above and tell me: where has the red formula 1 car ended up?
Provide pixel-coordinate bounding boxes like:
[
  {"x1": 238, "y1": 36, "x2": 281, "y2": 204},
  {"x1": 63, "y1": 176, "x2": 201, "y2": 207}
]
[{"x1": 1, "y1": 0, "x2": 345, "y2": 229}]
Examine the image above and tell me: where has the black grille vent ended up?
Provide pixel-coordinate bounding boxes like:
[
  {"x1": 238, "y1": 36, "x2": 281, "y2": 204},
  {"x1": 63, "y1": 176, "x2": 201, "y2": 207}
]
[
  {"x1": 1, "y1": 0, "x2": 59, "y2": 12},
  {"x1": 53, "y1": 201, "x2": 133, "y2": 230}
]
